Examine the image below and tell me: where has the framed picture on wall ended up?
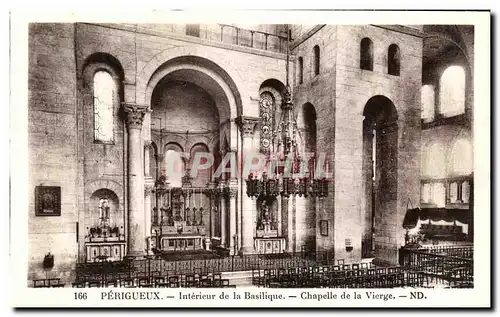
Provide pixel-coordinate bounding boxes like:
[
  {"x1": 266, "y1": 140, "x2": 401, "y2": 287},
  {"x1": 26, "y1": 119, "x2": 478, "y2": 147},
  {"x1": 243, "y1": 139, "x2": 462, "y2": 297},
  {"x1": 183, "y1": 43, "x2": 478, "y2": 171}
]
[
  {"x1": 35, "y1": 186, "x2": 61, "y2": 216},
  {"x1": 320, "y1": 220, "x2": 328, "y2": 236}
]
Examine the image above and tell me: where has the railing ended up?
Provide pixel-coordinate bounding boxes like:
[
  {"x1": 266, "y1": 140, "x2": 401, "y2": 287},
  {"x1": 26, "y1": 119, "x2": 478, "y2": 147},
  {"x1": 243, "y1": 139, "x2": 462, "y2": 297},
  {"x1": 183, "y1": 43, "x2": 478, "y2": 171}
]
[
  {"x1": 399, "y1": 248, "x2": 473, "y2": 288},
  {"x1": 133, "y1": 251, "x2": 335, "y2": 276},
  {"x1": 133, "y1": 23, "x2": 288, "y2": 54},
  {"x1": 417, "y1": 245, "x2": 473, "y2": 258},
  {"x1": 76, "y1": 251, "x2": 336, "y2": 281}
]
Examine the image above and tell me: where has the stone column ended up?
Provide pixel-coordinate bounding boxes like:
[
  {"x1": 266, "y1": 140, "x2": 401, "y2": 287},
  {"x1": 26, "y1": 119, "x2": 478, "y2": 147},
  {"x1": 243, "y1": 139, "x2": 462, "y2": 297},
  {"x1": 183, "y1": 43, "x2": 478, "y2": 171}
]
[
  {"x1": 220, "y1": 188, "x2": 227, "y2": 247},
  {"x1": 123, "y1": 103, "x2": 149, "y2": 257},
  {"x1": 277, "y1": 196, "x2": 282, "y2": 236},
  {"x1": 227, "y1": 186, "x2": 238, "y2": 255},
  {"x1": 144, "y1": 181, "x2": 155, "y2": 254},
  {"x1": 237, "y1": 117, "x2": 258, "y2": 254}
]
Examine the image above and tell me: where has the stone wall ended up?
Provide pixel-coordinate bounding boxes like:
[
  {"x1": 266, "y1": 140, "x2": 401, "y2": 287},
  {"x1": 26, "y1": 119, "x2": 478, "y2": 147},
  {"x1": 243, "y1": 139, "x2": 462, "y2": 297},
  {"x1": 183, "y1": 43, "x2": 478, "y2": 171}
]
[
  {"x1": 28, "y1": 22, "x2": 289, "y2": 284},
  {"x1": 292, "y1": 25, "x2": 337, "y2": 253},
  {"x1": 333, "y1": 25, "x2": 422, "y2": 264},
  {"x1": 28, "y1": 23, "x2": 78, "y2": 284}
]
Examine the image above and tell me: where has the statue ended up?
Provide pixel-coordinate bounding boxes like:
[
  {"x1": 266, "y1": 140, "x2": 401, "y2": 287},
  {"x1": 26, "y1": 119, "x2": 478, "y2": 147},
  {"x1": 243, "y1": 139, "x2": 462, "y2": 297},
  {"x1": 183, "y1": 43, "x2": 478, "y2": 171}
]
[
  {"x1": 262, "y1": 201, "x2": 270, "y2": 223},
  {"x1": 99, "y1": 198, "x2": 110, "y2": 226}
]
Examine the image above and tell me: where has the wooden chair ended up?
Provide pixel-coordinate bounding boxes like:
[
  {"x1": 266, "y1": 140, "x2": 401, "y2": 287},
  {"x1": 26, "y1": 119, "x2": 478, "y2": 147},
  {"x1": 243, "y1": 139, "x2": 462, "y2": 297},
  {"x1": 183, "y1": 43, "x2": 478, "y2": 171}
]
[
  {"x1": 168, "y1": 276, "x2": 180, "y2": 288},
  {"x1": 251, "y1": 269, "x2": 264, "y2": 287},
  {"x1": 33, "y1": 279, "x2": 48, "y2": 288},
  {"x1": 185, "y1": 274, "x2": 198, "y2": 288},
  {"x1": 72, "y1": 281, "x2": 86, "y2": 288},
  {"x1": 88, "y1": 280, "x2": 102, "y2": 288},
  {"x1": 105, "y1": 279, "x2": 118, "y2": 287},
  {"x1": 156, "y1": 277, "x2": 170, "y2": 288},
  {"x1": 120, "y1": 278, "x2": 135, "y2": 288}
]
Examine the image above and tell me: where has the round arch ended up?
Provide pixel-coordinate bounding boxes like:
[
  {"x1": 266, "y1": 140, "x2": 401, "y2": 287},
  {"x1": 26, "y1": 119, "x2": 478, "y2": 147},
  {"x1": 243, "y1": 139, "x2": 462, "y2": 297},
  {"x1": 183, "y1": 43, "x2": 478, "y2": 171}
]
[
  {"x1": 136, "y1": 47, "x2": 244, "y2": 118},
  {"x1": 363, "y1": 95, "x2": 399, "y2": 123}
]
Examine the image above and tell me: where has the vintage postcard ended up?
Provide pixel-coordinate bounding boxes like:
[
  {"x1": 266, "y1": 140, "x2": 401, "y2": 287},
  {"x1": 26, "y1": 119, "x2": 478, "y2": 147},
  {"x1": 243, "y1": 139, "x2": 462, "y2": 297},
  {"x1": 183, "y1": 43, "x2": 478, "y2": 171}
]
[{"x1": 9, "y1": 9, "x2": 491, "y2": 308}]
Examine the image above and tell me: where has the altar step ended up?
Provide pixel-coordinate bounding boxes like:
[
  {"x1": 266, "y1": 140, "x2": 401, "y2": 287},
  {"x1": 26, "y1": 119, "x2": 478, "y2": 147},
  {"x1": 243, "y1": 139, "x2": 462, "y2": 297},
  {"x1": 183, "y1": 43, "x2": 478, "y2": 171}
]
[{"x1": 221, "y1": 270, "x2": 253, "y2": 287}]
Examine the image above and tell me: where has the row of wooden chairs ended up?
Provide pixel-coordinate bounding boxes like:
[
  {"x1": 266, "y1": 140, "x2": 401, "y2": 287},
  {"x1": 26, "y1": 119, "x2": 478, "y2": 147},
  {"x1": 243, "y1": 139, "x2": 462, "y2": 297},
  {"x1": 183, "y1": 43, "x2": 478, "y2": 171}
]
[
  {"x1": 72, "y1": 272, "x2": 234, "y2": 288},
  {"x1": 33, "y1": 278, "x2": 65, "y2": 288},
  {"x1": 253, "y1": 265, "x2": 425, "y2": 288}
]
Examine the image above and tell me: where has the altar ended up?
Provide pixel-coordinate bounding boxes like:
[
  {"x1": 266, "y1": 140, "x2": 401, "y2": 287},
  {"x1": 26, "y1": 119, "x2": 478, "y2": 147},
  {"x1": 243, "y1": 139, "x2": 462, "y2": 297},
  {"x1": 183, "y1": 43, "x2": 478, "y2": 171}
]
[
  {"x1": 161, "y1": 235, "x2": 205, "y2": 251},
  {"x1": 254, "y1": 237, "x2": 286, "y2": 254}
]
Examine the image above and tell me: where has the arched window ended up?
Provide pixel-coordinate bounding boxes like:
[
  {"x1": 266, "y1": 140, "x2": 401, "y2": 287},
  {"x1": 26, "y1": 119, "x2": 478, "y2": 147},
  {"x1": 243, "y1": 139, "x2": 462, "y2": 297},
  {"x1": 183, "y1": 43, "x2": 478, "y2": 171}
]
[
  {"x1": 450, "y1": 138, "x2": 472, "y2": 176},
  {"x1": 190, "y1": 143, "x2": 211, "y2": 187},
  {"x1": 360, "y1": 38, "x2": 373, "y2": 71},
  {"x1": 259, "y1": 92, "x2": 275, "y2": 154},
  {"x1": 298, "y1": 57, "x2": 304, "y2": 84},
  {"x1": 93, "y1": 71, "x2": 115, "y2": 143},
  {"x1": 439, "y1": 65, "x2": 466, "y2": 117},
  {"x1": 431, "y1": 182, "x2": 446, "y2": 207},
  {"x1": 164, "y1": 147, "x2": 185, "y2": 188},
  {"x1": 423, "y1": 142, "x2": 446, "y2": 178},
  {"x1": 388, "y1": 44, "x2": 400, "y2": 76},
  {"x1": 313, "y1": 45, "x2": 320, "y2": 76},
  {"x1": 421, "y1": 84, "x2": 435, "y2": 122}
]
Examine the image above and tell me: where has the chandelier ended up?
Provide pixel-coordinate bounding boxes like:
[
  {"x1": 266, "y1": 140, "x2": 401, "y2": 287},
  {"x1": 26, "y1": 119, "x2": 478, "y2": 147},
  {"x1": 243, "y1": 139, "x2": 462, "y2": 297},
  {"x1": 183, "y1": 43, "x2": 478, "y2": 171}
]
[{"x1": 245, "y1": 25, "x2": 329, "y2": 199}]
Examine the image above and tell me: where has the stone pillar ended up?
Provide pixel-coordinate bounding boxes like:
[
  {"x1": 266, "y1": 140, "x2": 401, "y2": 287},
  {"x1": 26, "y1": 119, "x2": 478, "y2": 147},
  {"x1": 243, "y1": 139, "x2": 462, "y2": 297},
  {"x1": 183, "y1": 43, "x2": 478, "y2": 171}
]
[
  {"x1": 144, "y1": 180, "x2": 155, "y2": 254},
  {"x1": 227, "y1": 186, "x2": 238, "y2": 255},
  {"x1": 123, "y1": 103, "x2": 149, "y2": 257},
  {"x1": 277, "y1": 196, "x2": 282, "y2": 236},
  {"x1": 237, "y1": 117, "x2": 258, "y2": 254},
  {"x1": 220, "y1": 189, "x2": 227, "y2": 247},
  {"x1": 295, "y1": 196, "x2": 307, "y2": 252},
  {"x1": 144, "y1": 141, "x2": 151, "y2": 177}
]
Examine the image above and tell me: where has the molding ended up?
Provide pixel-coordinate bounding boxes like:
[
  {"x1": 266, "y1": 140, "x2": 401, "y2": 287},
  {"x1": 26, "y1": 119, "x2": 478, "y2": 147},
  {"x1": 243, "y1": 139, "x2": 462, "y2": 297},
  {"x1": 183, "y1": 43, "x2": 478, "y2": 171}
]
[
  {"x1": 421, "y1": 113, "x2": 470, "y2": 130},
  {"x1": 235, "y1": 116, "x2": 260, "y2": 137},
  {"x1": 290, "y1": 25, "x2": 326, "y2": 50},
  {"x1": 370, "y1": 25, "x2": 425, "y2": 38},
  {"x1": 82, "y1": 23, "x2": 288, "y2": 61}
]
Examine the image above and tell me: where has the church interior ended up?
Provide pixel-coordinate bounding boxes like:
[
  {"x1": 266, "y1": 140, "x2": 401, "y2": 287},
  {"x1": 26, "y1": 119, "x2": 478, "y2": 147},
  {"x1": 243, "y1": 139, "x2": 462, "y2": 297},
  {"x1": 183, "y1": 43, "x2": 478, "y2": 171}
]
[{"x1": 28, "y1": 23, "x2": 474, "y2": 288}]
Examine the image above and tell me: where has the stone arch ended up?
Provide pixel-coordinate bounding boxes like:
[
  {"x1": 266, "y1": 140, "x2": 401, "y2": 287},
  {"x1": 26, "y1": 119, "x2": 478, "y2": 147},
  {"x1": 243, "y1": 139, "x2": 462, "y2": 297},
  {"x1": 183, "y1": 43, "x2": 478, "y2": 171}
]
[
  {"x1": 258, "y1": 79, "x2": 286, "y2": 154},
  {"x1": 361, "y1": 95, "x2": 399, "y2": 260},
  {"x1": 84, "y1": 179, "x2": 123, "y2": 203},
  {"x1": 421, "y1": 140, "x2": 446, "y2": 179},
  {"x1": 83, "y1": 180, "x2": 125, "y2": 238},
  {"x1": 81, "y1": 52, "x2": 125, "y2": 87},
  {"x1": 136, "y1": 46, "x2": 245, "y2": 118}
]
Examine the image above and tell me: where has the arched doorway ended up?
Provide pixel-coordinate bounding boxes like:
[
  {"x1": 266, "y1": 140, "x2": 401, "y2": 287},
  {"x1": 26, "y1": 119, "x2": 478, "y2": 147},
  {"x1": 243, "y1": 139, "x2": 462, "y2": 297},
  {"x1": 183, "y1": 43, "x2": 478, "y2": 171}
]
[
  {"x1": 147, "y1": 56, "x2": 241, "y2": 255},
  {"x1": 362, "y1": 96, "x2": 398, "y2": 260}
]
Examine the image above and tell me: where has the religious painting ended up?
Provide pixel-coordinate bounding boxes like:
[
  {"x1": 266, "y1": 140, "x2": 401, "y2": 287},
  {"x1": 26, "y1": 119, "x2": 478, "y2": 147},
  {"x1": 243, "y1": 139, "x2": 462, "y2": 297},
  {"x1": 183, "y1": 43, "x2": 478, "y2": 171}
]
[
  {"x1": 320, "y1": 220, "x2": 328, "y2": 236},
  {"x1": 35, "y1": 186, "x2": 61, "y2": 216}
]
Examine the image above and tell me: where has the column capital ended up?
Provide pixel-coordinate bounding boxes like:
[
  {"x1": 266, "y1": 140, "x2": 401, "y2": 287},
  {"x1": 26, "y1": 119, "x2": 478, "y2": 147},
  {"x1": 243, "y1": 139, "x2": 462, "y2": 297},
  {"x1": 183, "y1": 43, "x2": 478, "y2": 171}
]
[
  {"x1": 224, "y1": 187, "x2": 238, "y2": 199},
  {"x1": 236, "y1": 116, "x2": 259, "y2": 137},
  {"x1": 144, "y1": 184, "x2": 155, "y2": 196},
  {"x1": 123, "y1": 103, "x2": 150, "y2": 130}
]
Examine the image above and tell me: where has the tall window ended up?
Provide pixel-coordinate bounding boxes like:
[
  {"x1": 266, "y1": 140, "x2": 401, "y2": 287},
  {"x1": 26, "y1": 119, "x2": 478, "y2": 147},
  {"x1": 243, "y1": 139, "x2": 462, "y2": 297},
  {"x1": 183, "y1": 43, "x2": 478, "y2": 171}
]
[
  {"x1": 93, "y1": 71, "x2": 114, "y2": 143},
  {"x1": 421, "y1": 84, "x2": 435, "y2": 122},
  {"x1": 450, "y1": 138, "x2": 472, "y2": 176},
  {"x1": 298, "y1": 57, "x2": 304, "y2": 84},
  {"x1": 313, "y1": 45, "x2": 320, "y2": 76},
  {"x1": 164, "y1": 149, "x2": 185, "y2": 188},
  {"x1": 423, "y1": 142, "x2": 446, "y2": 178},
  {"x1": 360, "y1": 38, "x2": 373, "y2": 71},
  {"x1": 388, "y1": 44, "x2": 400, "y2": 76},
  {"x1": 259, "y1": 92, "x2": 274, "y2": 154},
  {"x1": 439, "y1": 65, "x2": 466, "y2": 117},
  {"x1": 186, "y1": 24, "x2": 200, "y2": 37}
]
